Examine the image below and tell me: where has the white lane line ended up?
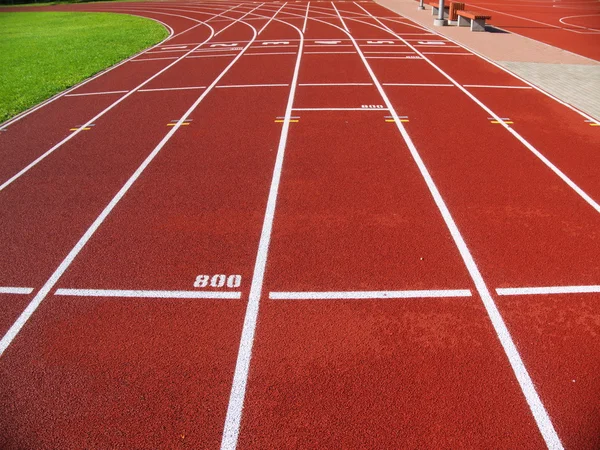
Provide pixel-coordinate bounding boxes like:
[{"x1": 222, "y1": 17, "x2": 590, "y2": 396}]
[
  {"x1": 463, "y1": 84, "x2": 533, "y2": 89},
  {"x1": 64, "y1": 90, "x2": 129, "y2": 97},
  {"x1": 132, "y1": 57, "x2": 180, "y2": 61},
  {"x1": 298, "y1": 82, "x2": 373, "y2": 86},
  {"x1": 366, "y1": 56, "x2": 421, "y2": 59},
  {"x1": 216, "y1": 83, "x2": 290, "y2": 88},
  {"x1": 0, "y1": 4, "x2": 244, "y2": 193},
  {"x1": 258, "y1": 1, "x2": 286, "y2": 34},
  {"x1": 383, "y1": 83, "x2": 453, "y2": 87},
  {"x1": 220, "y1": 18, "x2": 304, "y2": 450},
  {"x1": 270, "y1": 290, "x2": 472, "y2": 299},
  {"x1": 0, "y1": 7, "x2": 264, "y2": 359},
  {"x1": 305, "y1": 51, "x2": 357, "y2": 54},
  {"x1": 138, "y1": 86, "x2": 206, "y2": 92},
  {"x1": 55, "y1": 288, "x2": 241, "y2": 299},
  {"x1": 302, "y1": 1, "x2": 310, "y2": 34},
  {"x1": 354, "y1": 3, "x2": 563, "y2": 449},
  {"x1": 292, "y1": 107, "x2": 389, "y2": 111},
  {"x1": 497, "y1": 285, "x2": 600, "y2": 296},
  {"x1": 0, "y1": 287, "x2": 34, "y2": 295}
]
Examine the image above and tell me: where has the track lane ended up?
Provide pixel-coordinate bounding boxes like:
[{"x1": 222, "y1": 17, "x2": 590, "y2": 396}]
[
  {"x1": 230, "y1": 4, "x2": 556, "y2": 448},
  {"x1": 0, "y1": 6, "x2": 300, "y2": 448}
]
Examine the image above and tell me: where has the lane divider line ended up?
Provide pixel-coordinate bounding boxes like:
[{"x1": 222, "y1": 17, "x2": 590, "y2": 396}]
[
  {"x1": 54, "y1": 288, "x2": 241, "y2": 299},
  {"x1": 216, "y1": 83, "x2": 290, "y2": 88},
  {"x1": 497, "y1": 285, "x2": 600, "y2": 296},
  {"x1": 352, "y1": 3, "x2": 564, "y2": 448},
  {"x1": 0, "y1": 4, "x2": 266, "y2": 359},
  {"x1": 269, "y1": 290, "x2": 472, "y2": 299},
  {"x1": 221, "y1": 10, "x2": 305, "y2": 450},
  {"x1": 0, "y1": 287, "x2": 34, "y2": 295}
]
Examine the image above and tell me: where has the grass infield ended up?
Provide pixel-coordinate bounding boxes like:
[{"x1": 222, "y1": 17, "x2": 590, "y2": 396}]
[{"x1": 0, "y1": 11, "x2": 168, "y2": 123}]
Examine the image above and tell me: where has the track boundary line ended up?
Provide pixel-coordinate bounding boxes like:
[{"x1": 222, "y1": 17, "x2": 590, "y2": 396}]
[
  {"x1": 220, "y1": 7, "x2": 306, "y2": 450},
  {"x1": 0, "y1": 5, "x2": 266, "y2": 358}
]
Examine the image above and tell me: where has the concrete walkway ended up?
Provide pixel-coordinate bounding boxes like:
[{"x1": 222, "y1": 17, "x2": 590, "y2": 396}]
[{"x1": 375, "y1": 0, "x2": 600, "y2": 120}]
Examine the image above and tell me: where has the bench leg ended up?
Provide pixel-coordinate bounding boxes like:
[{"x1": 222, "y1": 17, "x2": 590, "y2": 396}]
[
  {"x1": 457, "y1": 15, "x2": 469, "y2": 27},
  {"x1": 471, "y1": 18, "x2": 486, "y2": 31}
]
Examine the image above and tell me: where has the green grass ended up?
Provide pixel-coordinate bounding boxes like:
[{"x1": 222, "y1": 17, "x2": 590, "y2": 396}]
[{"x1": 0, "y1": 12, "x2": 168, "y2": 122}]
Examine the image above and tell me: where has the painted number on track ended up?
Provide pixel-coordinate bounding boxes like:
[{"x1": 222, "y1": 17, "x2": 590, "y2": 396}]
[{"x1": 194, "y1": 274, "x2": 242, "y2": 288}]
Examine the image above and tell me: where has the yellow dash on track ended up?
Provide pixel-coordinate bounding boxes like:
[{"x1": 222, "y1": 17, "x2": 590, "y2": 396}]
[
  {"x1": 167, "y1": 123, "x2": 190, "y2": 126},
  {"x1": 590, "y1": 123, "x2": 599, "y2": 127},
  {"x1": 70, "y1": 127, "x2": 91, "y2": 131},
  {"x1": 385, "y1": 119, "x2": 409, "y2": 122},
  {"x1": 491, "y1": 120, "x2": 513, "y2": 124},
  {"x1": 274, "y1": 119, "x2": 299, "y2": 123}
]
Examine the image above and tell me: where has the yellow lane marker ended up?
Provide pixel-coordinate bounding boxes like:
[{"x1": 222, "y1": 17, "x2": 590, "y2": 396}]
[
  {"x1": 275, "y1": 116, "x2": 300, "y2": 123},
  {"x1": 70, "y1": 124, "x2": 95, "y2": 131},
  {"x1": 385, "y1": 115, "x2": 409, "y2": 123},
  {"x1": 489, "y1": 117, "x2": 513, "y2": 125},
  {"x1": 167, "y1": 119, "x2": 192, "y2": 127}
]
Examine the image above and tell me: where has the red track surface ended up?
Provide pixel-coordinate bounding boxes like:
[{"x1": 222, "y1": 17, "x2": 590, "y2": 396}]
[
  {"x1": 460, "y1": 0, "x2": 600, "y2": 61},
  {"x1": 1, "y1": 1, "x2": 599, "y2": 448}
]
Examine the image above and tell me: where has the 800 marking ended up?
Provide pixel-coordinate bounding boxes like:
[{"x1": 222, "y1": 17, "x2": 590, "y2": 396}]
[{"x1": 194, "y1": 274, "x2": 241, "y2": 288}]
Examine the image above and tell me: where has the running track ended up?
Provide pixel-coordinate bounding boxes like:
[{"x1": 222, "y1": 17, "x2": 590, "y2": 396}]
[{"x1": 1, "y1": 1, "x2": 599, "y2": 448}]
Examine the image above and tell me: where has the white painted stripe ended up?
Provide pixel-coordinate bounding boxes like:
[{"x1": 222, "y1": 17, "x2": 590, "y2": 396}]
[
  {"x1": 216, "y1": 83, "x2": 289, "y2": 88},
  {"x1": 245, "y1": 52, "x2": 296, "y2": 55},
  {"x1": 366, "y1": 56, "x2": 421, "y2": 59},
  {"x1": 463, "y1": 84, "x2": 532, "y2": 89},
  {"x1": 64, "y1": 90, "x2": 129, "y2": 97},
  {"x1": 159, "y1": 45, "x2": 188, "y2": 50},
  {"x1": 55, "y1": 288, "x2": 241, "y2": 299},
  {"x1": 270, "y1": 290, "x2": 472, "y2": 299},
  {"x1": 383, "y1": 83, "x2": 453, "y2": 87},
  {"x1": 221, "y1": 18, "x2": 304, "y2": 450},
  {"x1": 497, "y1": 285, "x2": 600, "y2": 296},
  {"x1": 0, "y1": 5, "x2": 264, "y2": 358},
  {"x1": 258, "y1": 1, "x2": 286, "y2": 34},
  {"x1": 354, "y1": 3, "x2": 563, "y2": 448},
  {"x1": 138, "y1": 86, "x2": 206, "y2": 92},
  {"x1": 421, "y1": 52, "x2": 473, "y2": 55},
  {"x1": 0, "y1": 287, "x2": 34, "y2": 295},
  {"x1": 305, "y1": 51, "x2": 357, "y2": 54},
  {"x1": 187, "y1": 54, "x2": 237, "y2": 58},
  {"x1": 132, "y1": 57, "x2": 179, "y2": 61},
  {"x1": 292, "y1": 107, "x2": 389, "y2": 111},
  {"x1": 298, "y1": 82, "x2": 372, "y2": 86},
  {"x1": 305, "y1": 44, "x2": 354, "y2": 47},
  {"x1": 302, "y1": 1, "x2": 310, "y2": 34}
]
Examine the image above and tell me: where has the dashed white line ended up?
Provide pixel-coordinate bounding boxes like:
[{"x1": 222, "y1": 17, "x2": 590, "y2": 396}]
[
  {"x1": 463, "y1": 84, "x2": 533, "y2": 89},
  {"x1": 497, "y1": 285, "x2": 600, "y2": 296},
  {"x1": 216, "y1": 83, "x2": 290, "y2": 88},
  {"x1": 55, "y1": 288, "x2": 241, "y2": 299},
  {"x1": 138, "y1": 86, "x2": 207, "y2": 92},
  {"x1": 0, "y1": 287, "x2": 34, "y2": 295},
  {"x1": 269, "y1": 290, "x2": 472, "y2": 299},
  {"x1": 64, "y1": 90, "x2": 129, "y2": 97}
]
